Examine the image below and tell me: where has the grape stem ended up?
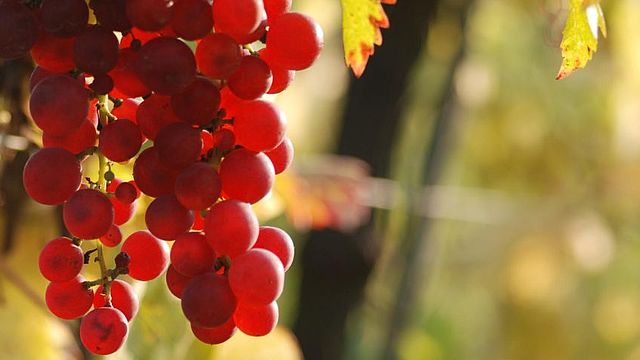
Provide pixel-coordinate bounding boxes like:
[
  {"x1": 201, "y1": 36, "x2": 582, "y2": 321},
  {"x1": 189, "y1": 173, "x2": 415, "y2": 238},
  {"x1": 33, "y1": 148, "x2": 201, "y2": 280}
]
[
  {"x1": 97, "y1": 94, "x2": 116, "y2": 126},
  {"x1": 93, "y1": 98, "x2": 113, "y2": 297}
]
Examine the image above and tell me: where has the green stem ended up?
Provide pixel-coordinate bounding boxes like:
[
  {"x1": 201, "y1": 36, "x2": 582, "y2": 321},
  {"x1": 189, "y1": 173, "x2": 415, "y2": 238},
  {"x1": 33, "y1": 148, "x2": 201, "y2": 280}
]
[{"x1": 97, "y1": 94, "x2": 116, "y2": 126}]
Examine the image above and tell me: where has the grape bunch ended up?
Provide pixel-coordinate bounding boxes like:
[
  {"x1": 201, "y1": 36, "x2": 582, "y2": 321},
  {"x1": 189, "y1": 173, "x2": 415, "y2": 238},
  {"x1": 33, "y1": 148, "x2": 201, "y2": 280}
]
[{"x1": 5, "y1": 0, "x2": 322, "y2": 354}]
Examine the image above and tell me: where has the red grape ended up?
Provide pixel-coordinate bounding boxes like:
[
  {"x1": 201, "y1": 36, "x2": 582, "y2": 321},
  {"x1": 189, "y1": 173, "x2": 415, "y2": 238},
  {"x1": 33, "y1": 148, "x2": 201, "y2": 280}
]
[
  {"x1": 219, "y1": 148, "x2": 275, "y2": 204},
  {"x1": 63, "y1": 189, "x2": 114, "y2": 239},
  {"x1": 0, "y1": 0, "x2": 38, "y2": 59},
  {"x1": 30, "y1": 33, "x2": 76, "y2": 73},
  {"x1": 265, "y1": 136, "x2": 294, "y2": 174},
  {"x1": 133, "y1": 147, "x2": 179, "y2": 197},
  {"x1": 228, "y1": 56, "x2": 273, "y2": 100},
  {"x1": 166, "y1": 264, "x2": 191, "y2": 298},
  {"x1": 121, "y1": 231, "x2": 169, "y2": 281},
  {"x1": 253, "y1": 226, "x2": 294, "y2": 271},
  {"x1": 233, "y1": 100, "x2": 286, "y2": 152},
  {"x1": 41, "y1": 0, "x2": 88, "y2": 38},
  {"x1": 204, "y1": 200, "x2": 258, "y2": 258},
  {"x1": 174, "y1": 162, "x2": 221, "y2": 210},
  {"x1": 38, "y1": 237, "x2": 83, "y2": 282},
  {"x1": 195, "y1": 33, "x2": 242, "y2": 80},
  {"x1": 212, "y1": 0, "x2": 265, "y2": 44},
  {"x1": 171, "y1": 232, "x2": 215, "y2": 277},
  {"x1": 145, "y1": 195, "x2": 194, "y2": 240},
  {"x1": 181, "y1": 272, "x2": 236, "y2": 327},
  {"x1": 30, "y1": 74, "x2": 89, "y2": 136},
  {"x1": 134, "y1": 37, "x2": 196, "y2": 95},
  {"x1": 99, "y1": 119, "x2": 143, "y2": 162},
  {"x1": 45, "y1": 275, "x2": 94, "y2": 320},
  {"x1": 80, "y1": 307, "x2": 129, "y2": 355},
  {"x1": 126, "y1": 0, "x2": 174, "y2": 32},
  {"x1": 100, "y1": 224, "x2": 123, "y2": 247},
  {"x1": 23, "y1": 147, "x2": 81, "y2": 205},
  {"x1": 115, "y1": 182, "x2": 138, "y2": 204},
  {"x1": 233, "y1": 301, "x2": 278, "y2": 336},
  {"x1": 73, "y1": 26, "x2": 120, "y2": 75},
  {"x1": 266, "y1": 12, "x2": 323, "y2": 70},
  {"x1": 191, "y1": 318, "x2": 237, "y2": 344},
  {"x1": 228, "y1": 249, "x2": 284, "y2": 305},
  {"x1": 171, "y1": 76, "x2": 220, "y2": 126},
  {"x1": 171, "y1": 0, "x2": 213, "y2": 40},
  {"x1": 110, "y1": 48, "x2": 151, "y2": 98}
]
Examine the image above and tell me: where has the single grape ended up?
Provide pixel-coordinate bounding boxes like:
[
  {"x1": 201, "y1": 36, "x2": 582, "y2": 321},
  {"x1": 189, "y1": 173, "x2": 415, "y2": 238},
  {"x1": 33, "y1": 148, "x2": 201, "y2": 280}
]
[
  {"x1": 63, "y1": 189, "x2": 114, "y2": 239},
  {"x1": 166, "y1": 264, "x2": 192, "y2": 298},
  {"x1": 30, "y1": 74, "x2": 89, "y2": 136},
  {"x1": 145, "y1": 195, "x2": 194, "y2": 240},
  {"x1": 264, "y1": 136, "x2": 294, "y2": 174},
  {"x1": 233, "y1": 100, "x2": 286, "y2": 152},
  {"x1": 89, "y1": 74, "x2": 114, "y2": 94},
  {"x1": 233, "y1": 301, "x2": 278, "y2": 336},
  {"x1": 110, "y1": 197, "x2": 136, "y2": 226},
  {"x1": 227, "y1": 56, "x2": 273, "y2": 100},
  {"x1": 181, "y1": 272, "x2": 236, "y2": 327},
  {"x1": 121, "y1": 231, "x2": 169, "y2": 281},
  {"x1": 204, "y1": 199, "x2": 258, "y2": 259},
  {"x1": 45, "y1": 275, "x2": 94, "y2": 320},
  {"x1": 115, "y1": 182, "x2": 138, "y2": 204},
  {"x1": 174, "y1": 162, "x2": 221, "y2": 210},
  {"x1": 38, "y1": 237, "x2": 83, "y2": 282},
  {"x1": 112, "y1": 98, "x2": 141, "y2": 123},
  {"x1": 266, "y1": 12, "x2": 323, "y2": 70},
  {"x1": 195, "y1": 33, "x2": 242, "y2": 80},
  {"x1": 133, "y1": 147, "x2": 179, "y2": 197},
  {"x1": 228, "y1": 249, "x2": 284, "y2": 305},
  {"x1": 126, "y1": 0, "x2": 174, "y2": 31},
  {"x1": 23, "y1": 147, "x2": 82, "y2": 205},
  {"x1": 219, "y1": 149, "x2": 275, "y2": 204},
  {"x1": 99, "y1": 119, "x2": 143, "y2": 162},
  {"x1": 80, "y1": 307, "x2": 129, "y2": 355},
  {"x1": 212, "y1": 0, "x2": 265, "y2": 44},
  {"x1": 263, "y1": 0, "x2": 291, "y2": 23},
  {"x1": 30, "y1": 33, "x2": 76, "y2": 73},
  {"x1": 253, "y1": 226, "x2": 294, "y2": 271},
  {"x1": 100, "y1": 224, "x2": 122, "y2": 247},
  {"x1": 0, "y1": 0, "x2": 38, "y2": 59},
  {"x1": 73, "y1": 26, "x2": 120, "y2": 75},
  {"x1": 191, "y1": 318, "x2": 237, "y2": 344},
  {"x1": 134, "y1": 37, "x2": 196, "y2": 95},
  {"x1": 171, "y1": 232, "x2": 215, "y2": 277},
  {"x1": 171, "y1": 76, "x2": 220, "y2": 126},
  {"x1": 41, "y1": 0, "x2": 89, "y2": 38},
  {"x1": 171, "y1": 0, "x2": 213, "y2": 40}
]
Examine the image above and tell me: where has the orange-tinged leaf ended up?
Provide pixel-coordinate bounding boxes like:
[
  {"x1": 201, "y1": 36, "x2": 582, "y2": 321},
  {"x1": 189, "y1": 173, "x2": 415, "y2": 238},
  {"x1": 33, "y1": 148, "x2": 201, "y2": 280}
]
[
  {"x1": 556, "y1": 0, "x2": 606, "y2": 80},
  {"x1": 341, "y1": 0, "x2": 395, "y2": 78}
]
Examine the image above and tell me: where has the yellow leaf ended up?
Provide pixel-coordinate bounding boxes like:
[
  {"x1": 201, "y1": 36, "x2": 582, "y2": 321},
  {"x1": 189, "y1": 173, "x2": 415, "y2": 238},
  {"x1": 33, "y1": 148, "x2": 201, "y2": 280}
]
[
  {"x1": 556, "y1": 0, "x2": 606, "y2": 80},
  {"x1": 340, "y1": 0, "x2": 395, "y2": 78}
]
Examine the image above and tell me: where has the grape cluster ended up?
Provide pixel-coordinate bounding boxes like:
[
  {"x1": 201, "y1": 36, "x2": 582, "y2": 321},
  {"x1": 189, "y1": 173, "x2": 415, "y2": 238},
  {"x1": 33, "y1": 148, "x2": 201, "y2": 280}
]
[{"x1": 6, "y1": 0, "x2": 321, "y2": 354}]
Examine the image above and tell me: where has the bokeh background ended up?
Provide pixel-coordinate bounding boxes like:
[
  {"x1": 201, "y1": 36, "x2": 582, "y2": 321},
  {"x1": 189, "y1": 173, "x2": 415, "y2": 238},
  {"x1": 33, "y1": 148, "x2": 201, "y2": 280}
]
[{"x1": 2, "y1": 0, "x2": 640, "y2": 359}]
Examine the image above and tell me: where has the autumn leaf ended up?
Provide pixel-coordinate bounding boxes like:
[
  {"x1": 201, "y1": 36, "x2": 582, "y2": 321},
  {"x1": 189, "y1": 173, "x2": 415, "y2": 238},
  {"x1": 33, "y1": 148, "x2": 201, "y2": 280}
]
[
  {"x1": 340, "y1": 0, "x2": 395, "y2": 78},
  {"x1": 556, "y1": 0, "x2": 606, "y2": 80}
]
